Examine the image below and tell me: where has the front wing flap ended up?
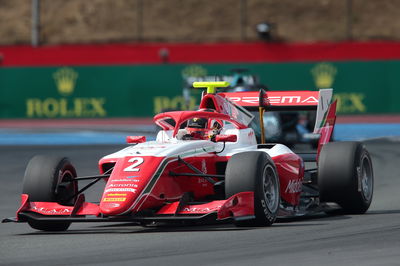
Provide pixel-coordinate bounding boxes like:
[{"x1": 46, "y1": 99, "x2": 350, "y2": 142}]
[{"x1": 3, "y1": 192, "x2": 255, "y2": 224}]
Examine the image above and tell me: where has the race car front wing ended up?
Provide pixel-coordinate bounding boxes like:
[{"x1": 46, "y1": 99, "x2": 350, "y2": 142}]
[{"x1": 2, "y1": 192, "x2": 255, "y2": 224}]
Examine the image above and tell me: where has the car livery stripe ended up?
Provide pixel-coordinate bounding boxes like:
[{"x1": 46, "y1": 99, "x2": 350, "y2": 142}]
[{"x1": 121, "y1": 146, "x2": 216, "y2": 215}]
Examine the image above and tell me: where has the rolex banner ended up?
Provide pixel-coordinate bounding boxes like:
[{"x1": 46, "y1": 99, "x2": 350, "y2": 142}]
[{"x1": 0, "y1": 61, "x2": 398, "y2": 119}]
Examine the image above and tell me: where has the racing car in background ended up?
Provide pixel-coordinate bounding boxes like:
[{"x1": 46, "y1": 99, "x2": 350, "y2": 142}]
[
  {"x1": 3, "y1": 82, "x2": 373, "y2": 231},
  {"x1": 183, "y1": 69, "x2": 319, "y2": 148}
]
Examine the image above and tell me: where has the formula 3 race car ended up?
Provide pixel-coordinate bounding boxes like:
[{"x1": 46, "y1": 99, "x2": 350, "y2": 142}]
[{"x1": 3, "y1": 82, "x2": 374, "y2": 231}]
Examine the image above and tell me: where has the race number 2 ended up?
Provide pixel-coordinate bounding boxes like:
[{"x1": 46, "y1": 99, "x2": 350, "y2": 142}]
[{"x1": 123, "y1": 157, "x2": 144, "y2": 172}]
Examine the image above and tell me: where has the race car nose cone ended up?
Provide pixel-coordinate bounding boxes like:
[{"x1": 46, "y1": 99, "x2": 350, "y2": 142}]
[
  {"x1": 98, "y1": 155, "x2": 166, "y2": 216},
  {"x1": 100, "y1": 190, "x2": 138, "y2": 216}
]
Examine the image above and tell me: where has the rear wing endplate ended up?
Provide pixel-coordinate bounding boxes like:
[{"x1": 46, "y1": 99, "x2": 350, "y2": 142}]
[{"x1": 313, "y1": 89, "x2": 337, "y2": 155}]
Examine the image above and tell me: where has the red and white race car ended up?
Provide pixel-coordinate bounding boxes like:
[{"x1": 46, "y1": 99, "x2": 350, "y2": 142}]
[{"x1": 3, "y1": 82, "x2": 373, "y2": 231}]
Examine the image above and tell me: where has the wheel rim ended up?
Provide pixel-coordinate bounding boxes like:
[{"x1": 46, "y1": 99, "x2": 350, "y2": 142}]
[
  {"x1": 56, "y1": 169, "x2": 77, "y2": 205},
  {"x1": 262, "y1": 164, "x2": 279, "y2": 212},
  {"x1": 360, "y1": 155, "x2": 373, "y2": 201}
]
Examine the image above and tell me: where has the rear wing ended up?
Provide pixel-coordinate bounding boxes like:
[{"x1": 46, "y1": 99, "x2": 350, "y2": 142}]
[
  {"x1": 220, "y1": 90, "x2": 319, "y2": 110},
  {"x1": 221, "y1": 89, "x2": 337, "y2": 148}
]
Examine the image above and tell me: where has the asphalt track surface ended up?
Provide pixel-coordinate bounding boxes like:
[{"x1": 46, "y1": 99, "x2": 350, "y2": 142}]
[{"x1": 1, "y1": 139, "x2": 400, "y2": 266}]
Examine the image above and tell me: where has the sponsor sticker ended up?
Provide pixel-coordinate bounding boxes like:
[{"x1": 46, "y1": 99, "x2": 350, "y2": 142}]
[
  {"x1": 182, "y1": 206, "x2": 220, "y2": 212},
  {"x1": 103, "y1": 197, "x2": 126, "y2": 202},
  {"x1": 201, "y1": 159, "x2": 207, "y2": 174},
  {"x1": 111, "y1": 179, "x2": 140, "y2": 182},
  {"x1": 32, "y1": 206, "x2": 71, "y2": 214},
  {"x1": 106, "y1": 193, "x2": 127, "y2": 197},
  {"x1": 102, "y1": 203, "x2": 121, "y2": 208},
  {"x1": 285, "y1": 179, "x2": 302, "y2": 194},
  {"x1": 228, "y1": 95, "x2": 318, "y2": 106},
  {"x1": 105, "y1": 188, "x2": 137, "y2": 193},
  {"x1": 108, "y1": 183, "x2": 137, "y2": 187}
]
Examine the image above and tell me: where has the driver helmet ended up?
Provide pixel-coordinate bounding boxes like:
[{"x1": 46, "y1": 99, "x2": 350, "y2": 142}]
[
  {"x1": 186, "y1": 108, "x2": 216, "y2": 131},
  {"x1": 186, "y1": 117, "x2": 208, "y2": 139},
  {"x1": 185, "y1": 109, "x2": 223, "y2": 140}
]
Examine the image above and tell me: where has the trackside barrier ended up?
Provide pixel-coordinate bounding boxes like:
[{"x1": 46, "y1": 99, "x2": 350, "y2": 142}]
[{"x1": 0, "y1": 61, "x2": 399, "y2": 119}]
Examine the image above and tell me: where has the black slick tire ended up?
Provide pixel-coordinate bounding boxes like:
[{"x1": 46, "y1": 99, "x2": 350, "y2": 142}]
[
  {"x1": 318, "y1": 142, "x2": 373, "y2": 214},
  {"x1": 225, "y1": 151, "x2": 280, "y2": 226},
  {"x1": 22, "y1": 155, "x2": 78, "y2": 231}
]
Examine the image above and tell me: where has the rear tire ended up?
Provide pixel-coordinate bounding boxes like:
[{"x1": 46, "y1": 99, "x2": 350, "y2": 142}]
[
  {"x1": 225, "y1": 151, "x2": 280, "y2": 226},
  {"x1": 318, "y1": 142, "x2": 373, "y2": 214},
  {"x1": 22, "y1": 155, "x2": 78, "y2": 231}
]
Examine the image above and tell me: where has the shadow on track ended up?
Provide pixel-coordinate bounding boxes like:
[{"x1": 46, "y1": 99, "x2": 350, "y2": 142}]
[{"x1": 17, "y1": 214, "x2": 348, "y2": 236}]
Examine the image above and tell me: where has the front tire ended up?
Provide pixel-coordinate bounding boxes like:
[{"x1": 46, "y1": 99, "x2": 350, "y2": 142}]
[
  {"x1": 225, "y1": 151, "x2": 280, "y2": 226},
  {"x1": 318, "y1": 142, "x2": 373, "y2": 214},
  {"x1": 22, "y1": 155, "x2": 78, "y2": 231}
]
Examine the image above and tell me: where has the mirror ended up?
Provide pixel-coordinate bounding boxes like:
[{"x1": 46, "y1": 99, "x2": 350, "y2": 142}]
[
  {"x1": 126, "y1": 136, "x2": 146, "y2": 144},
  {"x1": 215, "y1": 134, "x2": 237, "y2": 142}
]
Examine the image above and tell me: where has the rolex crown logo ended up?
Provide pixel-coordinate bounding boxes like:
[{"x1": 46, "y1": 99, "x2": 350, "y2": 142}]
[
  {"x1": 181, "y1": 65, "x2": 208, "y2": 77},
  {"x1": 311, "y1": 63, "x2": 337, "y2": 88},
  {"x1": 53, "y1": 67, "x2": 78, "y2": 96}
]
